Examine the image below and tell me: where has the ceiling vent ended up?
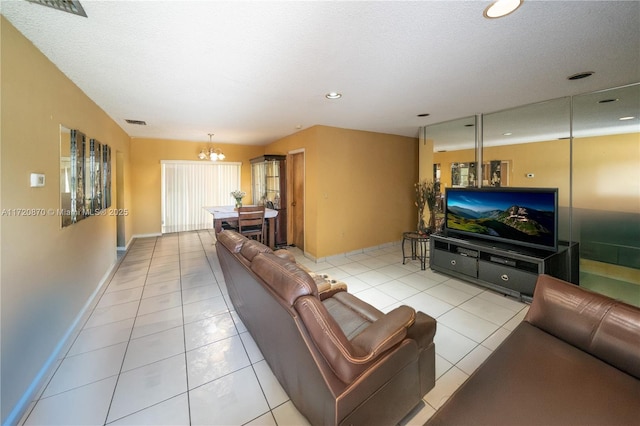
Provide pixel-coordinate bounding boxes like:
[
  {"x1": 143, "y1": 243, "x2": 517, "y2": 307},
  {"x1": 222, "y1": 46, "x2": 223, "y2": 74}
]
[
  {"x1": 26, "y1": 0, "x2": 88, "y2": 17},
  {"x1": 125, "y1": 119, "x2": 147, "y2": 126}
]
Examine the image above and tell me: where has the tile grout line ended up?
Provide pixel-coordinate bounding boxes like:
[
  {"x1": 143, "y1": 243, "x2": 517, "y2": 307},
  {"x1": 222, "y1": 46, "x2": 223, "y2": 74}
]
[
  {"x1": 179, "y1": 233, "x2": 194, "y2": 426},
  {"x1": 102, "y1": 237, "x2": 157, "y2": 425}
]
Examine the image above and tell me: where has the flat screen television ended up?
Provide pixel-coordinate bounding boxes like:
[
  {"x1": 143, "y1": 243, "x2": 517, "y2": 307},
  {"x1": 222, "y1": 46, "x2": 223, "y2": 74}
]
[{"x1": 444, "y1": 187, "x2": 559, "y2": 252}]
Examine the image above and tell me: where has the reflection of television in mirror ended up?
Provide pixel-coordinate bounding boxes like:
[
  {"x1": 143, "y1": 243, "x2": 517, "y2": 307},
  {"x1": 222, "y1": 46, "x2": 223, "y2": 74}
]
[{"x1": 444, "y1": 187, "x2": 558, "y2": 253}]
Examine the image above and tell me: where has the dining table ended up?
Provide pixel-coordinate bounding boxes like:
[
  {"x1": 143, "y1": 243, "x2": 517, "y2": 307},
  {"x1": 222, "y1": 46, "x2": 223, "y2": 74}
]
[{"x1": 203, "y1": 206, "x2": 279, "y2": 249}]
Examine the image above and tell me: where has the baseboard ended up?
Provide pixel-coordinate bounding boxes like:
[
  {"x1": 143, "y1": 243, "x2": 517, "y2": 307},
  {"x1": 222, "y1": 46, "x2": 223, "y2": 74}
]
[
  {"x1": 7, "y1": 259, "x2": 120, "y2": 426},
  {"x1": 117, "y1": 235, "x2": 136, "y2": 252},
  {"x1": 131, "y1": 232, "x2": 162, "y2": 239},
  {"x1": 304, "y1": 239, "x2": 403, "y2": 264}
]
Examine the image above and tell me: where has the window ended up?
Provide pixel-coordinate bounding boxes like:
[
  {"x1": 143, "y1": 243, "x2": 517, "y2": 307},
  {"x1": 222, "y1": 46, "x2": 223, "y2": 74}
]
[{"x1": 161, "y1": 161, "x2": 241, "y2": 233}]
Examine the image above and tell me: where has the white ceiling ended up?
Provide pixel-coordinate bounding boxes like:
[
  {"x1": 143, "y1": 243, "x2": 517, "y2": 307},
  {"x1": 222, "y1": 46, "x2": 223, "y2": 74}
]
[{"x1": 2, "y1": 0, "x2": 639, "y2": 147}]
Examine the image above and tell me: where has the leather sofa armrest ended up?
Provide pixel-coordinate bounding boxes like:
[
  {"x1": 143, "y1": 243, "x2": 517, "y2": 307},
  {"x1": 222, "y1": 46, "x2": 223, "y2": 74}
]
[
  {"x1": 351, "y1": 306, "x2": 415, "y2": 357},
  {"x1": 295, "y1": 296, "x2": 417, "y2": 383},
  {"x1": 405, "y1": 311, "x2": 437, "y2": 350},
  {"x1": 318, "y1": 283, "x2": 348, "y2": 300}
]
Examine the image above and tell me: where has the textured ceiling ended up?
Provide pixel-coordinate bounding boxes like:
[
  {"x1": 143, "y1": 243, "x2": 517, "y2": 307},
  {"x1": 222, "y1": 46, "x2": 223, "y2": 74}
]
[{"x1": 2, "y1": 0, "x2": 639, "y2": 147}]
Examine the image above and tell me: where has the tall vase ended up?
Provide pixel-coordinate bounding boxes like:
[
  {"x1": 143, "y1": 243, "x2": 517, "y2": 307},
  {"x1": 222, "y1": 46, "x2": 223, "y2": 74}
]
[
  {"x1": 428, "y1": 208, "x2": 436, "y2": 233},
  {"x1": 235, "y1": 198, "x2": 243, "y2": 209},
  {"x1": 417, "y1": 208, "x2": 426, "y2": 233}
]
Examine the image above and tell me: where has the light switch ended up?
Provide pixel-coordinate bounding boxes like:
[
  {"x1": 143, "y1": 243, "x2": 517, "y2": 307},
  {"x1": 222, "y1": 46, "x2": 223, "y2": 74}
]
[{"x1": 30, "y1": 173, "x2": 45, "y2": 187}]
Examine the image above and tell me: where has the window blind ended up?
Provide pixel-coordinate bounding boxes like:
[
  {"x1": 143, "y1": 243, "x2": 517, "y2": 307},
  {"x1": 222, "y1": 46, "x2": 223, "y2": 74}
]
[{"x1": 161, "y1": 161, "x2": 241, "y2": 233}]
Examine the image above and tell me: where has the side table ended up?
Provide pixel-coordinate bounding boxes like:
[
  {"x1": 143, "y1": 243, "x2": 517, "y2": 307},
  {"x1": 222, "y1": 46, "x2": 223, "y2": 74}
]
[{"x1": 402, "y1": 232, "x2": 430, "y2": 270}]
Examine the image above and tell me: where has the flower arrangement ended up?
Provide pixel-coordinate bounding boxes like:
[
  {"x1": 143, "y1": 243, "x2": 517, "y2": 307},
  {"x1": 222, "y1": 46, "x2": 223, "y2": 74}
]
[
  {"x1": 230, "y1": 190, "x2": 246, "y2": 208},
  {"x1": 414, "y1": 179, "x2": 438, "y2": 233}
]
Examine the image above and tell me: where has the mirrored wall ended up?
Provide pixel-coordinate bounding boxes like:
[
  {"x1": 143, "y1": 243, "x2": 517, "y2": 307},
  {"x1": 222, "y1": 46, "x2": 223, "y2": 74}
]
[
  {"x1": 60, "y1": 125, "x2": 112, "y2": 228},
  {"x1": 424, "y1": 83, "x2": 639, "y2": 305}
]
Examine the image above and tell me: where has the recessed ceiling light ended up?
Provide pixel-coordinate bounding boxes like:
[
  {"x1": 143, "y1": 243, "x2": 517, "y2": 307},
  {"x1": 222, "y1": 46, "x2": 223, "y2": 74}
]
[
  {"x1": 567, "y1": 71, "x2": 594, "y2": 80},
  {"x1": 619, "y1": 116, "x2": 636, "y2": 121},
  {"x1": 417, "y1": 113, "x2": 430, "y2": 117},
  {"x1": 503, "y1": 132, "x2": 513, "y2": 136},
  {"x1": 598, "y1": 98, "x2": 619, "y2": 104},
  {"x1": 325, "y1": 92, "x2": 342, "y2": 99},
  {"x1": 483, "y1": 0, "x2": 523, "y2": 19}
]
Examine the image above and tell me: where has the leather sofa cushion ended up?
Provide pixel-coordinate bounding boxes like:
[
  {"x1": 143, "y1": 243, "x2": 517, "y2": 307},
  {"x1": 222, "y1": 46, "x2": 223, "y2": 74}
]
[
  {"x1": 251, "y1": 253, "x2": 318, "y2": 305},
  {"x1": 216, "y1": 230, "x2": 247, "y2": 253},
  {"x1": 426, "y1": 321, "x2": 640, "y2": 426},
  {"x1": 240, "y1": 239, "x2": 273, "y2": 261},
  {"x1": 526, "y1": 274, "x2": 640, "y2": 379},
  {"x1": 323, "y1": 292, "x2": 384, "y2": 339}
]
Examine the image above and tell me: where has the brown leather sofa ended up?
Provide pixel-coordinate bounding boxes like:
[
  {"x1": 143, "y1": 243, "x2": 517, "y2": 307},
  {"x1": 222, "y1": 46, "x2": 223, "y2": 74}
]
[
  {"x1": 215, "y1": 230, "x2": 437, "y2": 426},
  {"x1": 427, "y1": 274, "x2": 640, "y2": 426}
]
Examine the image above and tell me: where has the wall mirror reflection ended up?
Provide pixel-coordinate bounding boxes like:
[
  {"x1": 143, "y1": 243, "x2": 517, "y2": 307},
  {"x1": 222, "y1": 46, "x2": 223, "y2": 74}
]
[
  {"x1": 427, "y1": 116, "x2": 476, "y2": 194},
  {"x1": 482, "y1": 97, "x2": 571, "y2": 241},
  {"x1": 59, "y1": 126, "x2": 112, "y2": 227},
  {"x1": 572, "y1": 83, "x2": 639, "y2": 301},
  {"x1": 60, "y1": 125, "x2": 73, "y2": 227}
]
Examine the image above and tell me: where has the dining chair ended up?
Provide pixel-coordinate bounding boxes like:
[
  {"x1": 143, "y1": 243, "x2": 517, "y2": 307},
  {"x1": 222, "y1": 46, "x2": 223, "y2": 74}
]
[{"x1": 237, "y1": 206, "x2": 266, "y2": 243}]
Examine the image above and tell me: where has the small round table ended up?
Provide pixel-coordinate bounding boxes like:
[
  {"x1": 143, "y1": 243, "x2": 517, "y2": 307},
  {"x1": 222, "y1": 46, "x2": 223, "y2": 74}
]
[{"x1": 402, "y1": 232, "x2": 430, "y2": 270}]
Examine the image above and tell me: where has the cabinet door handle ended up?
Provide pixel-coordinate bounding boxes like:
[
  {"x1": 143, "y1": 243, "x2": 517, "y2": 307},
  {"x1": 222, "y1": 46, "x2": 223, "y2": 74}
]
[
  {"x1": 291, "y1": 201, "x2": 296, "y2": 207},
  {"x1": 450, "y1": 260, "x2": 456, "y2": 266},
  {"x1": 501, "y1": 274, "x2": 509, "y2": 281}
]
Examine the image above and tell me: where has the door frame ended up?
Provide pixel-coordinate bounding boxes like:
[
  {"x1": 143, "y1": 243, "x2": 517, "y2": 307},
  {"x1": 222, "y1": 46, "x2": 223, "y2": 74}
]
[{"x1": 288, "y1": 148, "x2": 305, "y2": 250}]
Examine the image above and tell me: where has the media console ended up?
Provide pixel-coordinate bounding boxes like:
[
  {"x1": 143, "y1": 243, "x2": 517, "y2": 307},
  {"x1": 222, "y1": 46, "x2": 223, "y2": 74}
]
[{"x1": 429, "y1": 234, "x2": 579, "y2": 302}]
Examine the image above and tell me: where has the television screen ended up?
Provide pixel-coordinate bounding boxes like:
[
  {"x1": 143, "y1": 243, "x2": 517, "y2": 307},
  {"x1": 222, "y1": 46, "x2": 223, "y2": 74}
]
[{"x1": 445, "y1": 187, "x2": 558, "y2": 252}]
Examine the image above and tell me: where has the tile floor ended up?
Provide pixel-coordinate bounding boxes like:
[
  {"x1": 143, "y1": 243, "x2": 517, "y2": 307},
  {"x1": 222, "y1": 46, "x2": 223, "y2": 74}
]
[{"x1": 20, "y1": 230, "x2": 529, "y2": 425}]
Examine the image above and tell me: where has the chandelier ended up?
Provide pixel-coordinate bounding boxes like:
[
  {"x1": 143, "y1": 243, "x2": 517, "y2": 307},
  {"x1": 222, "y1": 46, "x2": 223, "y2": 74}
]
[{"x1": 198, "y1": 133, "x2": 225, "y2": 161}]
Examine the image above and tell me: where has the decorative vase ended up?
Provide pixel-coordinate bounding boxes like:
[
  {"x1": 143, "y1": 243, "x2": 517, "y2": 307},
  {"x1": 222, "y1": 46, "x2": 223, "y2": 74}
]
[
  {"x1": 235, "y1": 198, "x2": 243, "y2": 209},
  {"x1": 428, "y1": 208, "x2": 437, "y2": 233},
  {"x1": 417, "y1": 209, "x2": 426, "y2": 234}
]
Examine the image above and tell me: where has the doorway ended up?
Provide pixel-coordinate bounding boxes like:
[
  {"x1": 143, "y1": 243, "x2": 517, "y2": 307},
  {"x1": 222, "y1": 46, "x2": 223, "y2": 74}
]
[{"x1": 289, "y1": 151, "x2": 305, "y2": 250}]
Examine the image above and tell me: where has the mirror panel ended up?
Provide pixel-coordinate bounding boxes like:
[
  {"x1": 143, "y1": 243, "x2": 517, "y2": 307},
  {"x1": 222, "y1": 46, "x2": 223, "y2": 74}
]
[
  {"x1": 60, "y1": 127, "x2": 112, "y2": 227},
  {"x1": 482, "y1": 97, "x2": 571, "y2": 241},
  {"x1": 572, "y1": 84, "x2": 640, "y2": 296},
  {"x1": 428, "y1": 116, "x2": 476, "y2": 193},
  {"x1": 72, "y1": 129, "x2": 87, "y2": 223},
  {"x1": 103, "y1": 144, "x2": 112, "y2": 209},
  {"x1": 60, "y1": 125, "x2": 72, "y2": 227}
]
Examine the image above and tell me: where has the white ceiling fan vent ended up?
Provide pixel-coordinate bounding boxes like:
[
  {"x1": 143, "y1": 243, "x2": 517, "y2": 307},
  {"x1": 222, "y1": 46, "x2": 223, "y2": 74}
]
[{"x1": 26, "y1": 0, "x2": 87, "y2": 18}]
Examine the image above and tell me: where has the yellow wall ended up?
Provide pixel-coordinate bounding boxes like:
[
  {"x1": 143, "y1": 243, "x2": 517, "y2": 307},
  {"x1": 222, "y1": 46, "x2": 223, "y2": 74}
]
[
  {"x1": 129, "y1": 126, "x2": 418, "y2": 258},
  {"x1": 130, "y1": 138, "x2": 264, "y2": 236},
  {"x1": 434, "y1": 138, "x2": 572, "y2": 206},
  {"x1": 266, "y1": 125, "x2": 418, "y2": 258},
  {"x1": 432, "y1": 133, "x2": 639, "y2": 213},
  {"x1": 1, "y1": 17, "x2": 132, "y2": 424},
  {"x1": 573, "y1": 133, "x2": 639, "y2": 213}
]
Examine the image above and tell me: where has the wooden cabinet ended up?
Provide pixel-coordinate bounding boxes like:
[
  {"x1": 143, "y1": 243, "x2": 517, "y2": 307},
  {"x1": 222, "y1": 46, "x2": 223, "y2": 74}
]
[{"x1": 251, "y1": 155, "x2": 287, "y2": 246}]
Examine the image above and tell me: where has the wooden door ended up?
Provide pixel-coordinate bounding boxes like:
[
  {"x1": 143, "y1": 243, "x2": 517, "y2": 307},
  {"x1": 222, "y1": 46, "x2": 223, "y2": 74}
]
[{"x1": 290, "y1": 152, "x2": 305, "y2": 249}]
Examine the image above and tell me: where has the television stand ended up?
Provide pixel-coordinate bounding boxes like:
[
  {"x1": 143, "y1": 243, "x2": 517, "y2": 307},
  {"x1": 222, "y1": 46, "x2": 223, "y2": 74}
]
[{"x1": 429, "y1": 234, "x2": 579, "y2": 302}]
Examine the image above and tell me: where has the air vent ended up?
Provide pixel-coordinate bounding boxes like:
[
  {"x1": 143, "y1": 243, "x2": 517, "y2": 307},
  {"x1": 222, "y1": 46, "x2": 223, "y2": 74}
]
[
  {"x1": 125, "y1": 119, "x2": 147, "y2": 126},
  {"x1": 27, "y1": 0, "x2": 87, "y2": 17},
  {"x1": 567, "y1": 71, "x2": 594, "y2": 81}
]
